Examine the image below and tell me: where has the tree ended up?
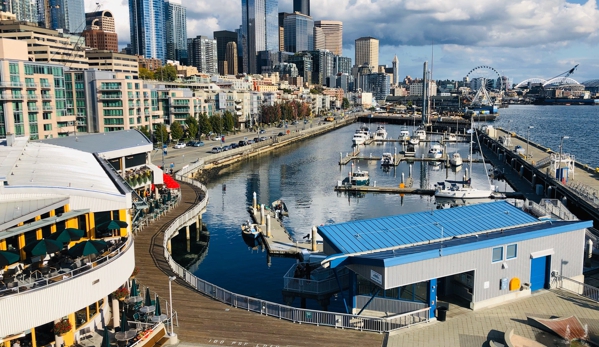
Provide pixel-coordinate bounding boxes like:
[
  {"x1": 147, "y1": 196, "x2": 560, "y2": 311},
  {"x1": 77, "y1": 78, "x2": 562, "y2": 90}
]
[
  {"x1": 139, "y1": 67, "x2": 154, "y2": 80},
  {"x1": 170, "y1": 121, "x2": 184, "y2": 141},
  {"x1": 185, "y1": 116, "x2": 199, "y2": 139},
  {"x1": 198, "y1": 113, "x2": 212, "y2": 137},
  {"x1": 154, "y1": 65, "x2": 177, "y2": 82},
  {"x1": 342, "y1": 97, "x2": 350, "y2": 109},
  {"x1": 156, "y1": 124, "x2": 169, "y2": 144},
  {"x1": 210, "y1": 114, "x2": 223, "y2": 136},
  {"x1": 139, "y1": 125, "x2": 151, "y2": 140},
  {"x1": 223, "y1": 111, "x2": 235, "y2": 132}
]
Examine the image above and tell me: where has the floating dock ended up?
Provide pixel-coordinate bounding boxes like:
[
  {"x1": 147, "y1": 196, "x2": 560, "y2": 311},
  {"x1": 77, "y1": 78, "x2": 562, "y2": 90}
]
[{"x1": 339, "y1": 152, "x2": 485, "y2": 166}]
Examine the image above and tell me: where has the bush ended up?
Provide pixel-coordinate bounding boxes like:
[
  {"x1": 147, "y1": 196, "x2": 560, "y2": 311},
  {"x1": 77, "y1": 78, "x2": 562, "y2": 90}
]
[
  {"x1": 53, "y1": 319, "x2": 72, "y2": 335},
  {"x1": 113, "y1": 286, "x2": 129, "y2": 300}
]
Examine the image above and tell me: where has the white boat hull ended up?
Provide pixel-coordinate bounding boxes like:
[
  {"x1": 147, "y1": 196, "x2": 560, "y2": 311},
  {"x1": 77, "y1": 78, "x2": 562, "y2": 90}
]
[
  {"x1": 435, "y1": 188, "x2": 495, "y2": 199},
  {"x1": 409, "y1": 138, "x2": 420, "y2": 145},
  {"x1": 449, "y1": 155, "x2": 463, "y2": 166}
]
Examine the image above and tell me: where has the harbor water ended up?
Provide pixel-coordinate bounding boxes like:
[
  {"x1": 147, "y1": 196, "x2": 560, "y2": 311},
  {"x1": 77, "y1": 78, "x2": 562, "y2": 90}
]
[{"x1": 191, "y1": 121, "x2": 508, "y2": 310}]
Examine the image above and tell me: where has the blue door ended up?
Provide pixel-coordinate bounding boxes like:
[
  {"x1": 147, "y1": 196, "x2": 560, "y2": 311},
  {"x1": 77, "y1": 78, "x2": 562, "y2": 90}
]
[{"x1": 530, "y1": 256, "x2": 548, "y2": 291}]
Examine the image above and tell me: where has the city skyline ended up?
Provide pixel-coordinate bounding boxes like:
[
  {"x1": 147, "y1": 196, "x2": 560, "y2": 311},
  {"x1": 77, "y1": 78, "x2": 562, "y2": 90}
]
[{"x1": 92, "y1": 0, "x2": 599, "y2": 83}]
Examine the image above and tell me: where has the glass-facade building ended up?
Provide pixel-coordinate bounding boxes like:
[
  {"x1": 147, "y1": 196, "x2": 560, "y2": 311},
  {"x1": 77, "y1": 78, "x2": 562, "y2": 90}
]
[
  {"x1": 49, "y1": 0, "x2": 85, "y2": 33},
  {"x1": 129, "y1": 0, "x2": 165, "y2": 61},
  {"x1": 164, "y1": 0, "x2": 187, "y2": 63},
  {"x1": 241, "y1": 0, "x2": 278, "y2": 74},
  {"x1": 283, "y1": 13, "x2": 313, "y2": 53}
]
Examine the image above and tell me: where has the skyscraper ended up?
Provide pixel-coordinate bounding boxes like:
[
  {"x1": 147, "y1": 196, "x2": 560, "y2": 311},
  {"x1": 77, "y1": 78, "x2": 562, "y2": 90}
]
[
  {"x1": 7, "y1": 0, "x2": 37, "y2": 23},
  {"x1": 187, "y1": 35, "x2": 217, "y2": 74},
  {"x1": 83, "y1": 11, "x2": 118, "y2": 52},
  {"x1": 355, "y1": 36, "x2": 379, "y2": 70},
  {"x1": 314, "y1": 20, "x2": 342, "y2": 56},
  {"x1": 241, "y1": 0, "x2": 278, "y2": 74},
  {"x1": 49, "y1": 0, "x2": 85, "y2": 33},
  {"x1": 313, "y1": 26, "x2": 324, "y2": 50},
  {"x1": 392, "y1": 55, "x2": 399, "y2": 86},
  {"x1": 129, "y1": 0, "x2": 165, "y2": 61},
  {"x1": 164, "y1": 0, "x2": 187, "y2": 63},
  {"x1": 293, "y1": 0, "x2": 309, "y2": 16},
  {"x1": 283, "y1": 12, "x2": 313, "y2": 53},
  {"x1": 278, "y1": 12, "x2": 290, "y2": 52},
  {"x1": 225, "y1": 41, "x2": 238, "y2": 75},
  {"x1": 214, "y1": 30, "x2": 237, "y2": 75}
]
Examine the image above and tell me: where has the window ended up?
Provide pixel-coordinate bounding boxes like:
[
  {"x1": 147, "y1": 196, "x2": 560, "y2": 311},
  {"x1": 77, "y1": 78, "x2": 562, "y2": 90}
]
[
  {"x1": 492, "y1": 246, "x2": 503, "y2": 262},
  {"x1": 507, "y1": 244, "x2": 517, "y2": 259}
]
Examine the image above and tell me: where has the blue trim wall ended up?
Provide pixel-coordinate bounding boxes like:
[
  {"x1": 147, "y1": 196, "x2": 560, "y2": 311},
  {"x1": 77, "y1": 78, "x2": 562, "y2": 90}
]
[{"x1": 428, "y1": 279, "x2": 437, "y2": 319}]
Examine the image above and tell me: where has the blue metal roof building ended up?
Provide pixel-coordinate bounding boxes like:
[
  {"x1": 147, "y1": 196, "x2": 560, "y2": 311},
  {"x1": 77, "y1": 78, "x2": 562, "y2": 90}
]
[{"x1": 317, "y1": 201, "x2": 591, "y2": 318}]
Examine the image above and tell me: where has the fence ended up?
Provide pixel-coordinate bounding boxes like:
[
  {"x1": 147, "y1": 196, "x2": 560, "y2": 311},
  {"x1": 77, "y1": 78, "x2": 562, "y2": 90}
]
[
  {"x1": 167, "y1": 166, "x2": 430, "y2": 333},
  {"x1": 354, "y1": 296, "x2": 427, "y2": 316},
  {"x1": 283, "y1": 264, "x2": 349, "y2": 295},
  {"x1": 557, "y1": 276, "x2": 599, "y2": 302}
]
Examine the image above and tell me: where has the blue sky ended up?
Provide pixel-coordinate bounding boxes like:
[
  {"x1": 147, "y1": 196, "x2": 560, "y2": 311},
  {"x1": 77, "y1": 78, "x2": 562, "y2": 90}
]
[{"x1": 97, "y1": 0, "x2": 599, "y2": 84}]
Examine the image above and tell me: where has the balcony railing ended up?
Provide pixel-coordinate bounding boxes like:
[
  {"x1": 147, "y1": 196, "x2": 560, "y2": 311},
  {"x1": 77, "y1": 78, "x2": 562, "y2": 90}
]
[
  {"x1": 0, "y1": 82, "x2": 23, "y2": 88},
  {"x1": 98, "y1": 85, "x2": 121, "y2": 91},
  {"x1": 40, "y1": 83, "x2": 52, "y2": 89},
  {"x1": 99, "y1": 94, "x2": 122, "y2": 99},
  {"x1": 26, "y1": 94, "x2": 39, "y2": 99},
  {"x1": 41, "y1": 94, "x2": 52, "y2": 100},
  {"x1": 25, "y1": 83, "x2": 37, "y2": 88}
]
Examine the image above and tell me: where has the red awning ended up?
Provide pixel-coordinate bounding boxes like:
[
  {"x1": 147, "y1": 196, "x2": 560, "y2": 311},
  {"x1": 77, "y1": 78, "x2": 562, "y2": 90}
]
[{"x1": 162, "y1": 173, "x2": 180, "y2": 189}]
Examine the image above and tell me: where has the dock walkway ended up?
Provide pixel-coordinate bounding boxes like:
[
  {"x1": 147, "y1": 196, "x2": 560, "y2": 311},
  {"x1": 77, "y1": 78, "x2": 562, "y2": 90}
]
[{"x1": 134, "y1": 182, "x2": 379, "y2": 347}]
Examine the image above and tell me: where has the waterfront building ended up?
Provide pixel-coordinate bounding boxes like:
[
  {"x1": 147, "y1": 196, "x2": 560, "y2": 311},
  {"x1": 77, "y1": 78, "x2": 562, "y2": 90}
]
[
  {"x1": 355, "y1": 36, "x2": 379, "y2": 70},
  {"x1": 287, "y1": 52, "x2": 312, "y2": 85},
  {"x1": 187, "y1": 35, "x2": 217, "y2": 74},
  {"x1": 283, "y1": 12, "x2": 313, "y2": 53},
  {"x1": 360, "y1": 72, "x2": 390, "y2": 102},
  {"x1": 334, "y1": 56, "x2": 352, "y2": 75},
  {"x1": 327, "y1": 73, "x2": 353, "y2": 93},
  {"x1": 214, "y1": 30, "x2": 237, "y2": 75},
  {"x1": 409, "y1": 80, "x2": 437, "y2": 97},
  {"x1": 307, "y1": 50, "x2": 334, "y2": 86},
  {"x1": 164, "y1": 0, "x2": 188, "y2": 64},
  {"x1": 240, "y1": 0, "x2": 278, "y2": 74},
  {"x1": 314, "y1": 21, "x2": 342, "y2": 56},
  {"x1": 225, "y1": 41, "x2": 238, "y2": 75},
  {"x1": 129, "y1": 0, "x2": 165, "y2": 61},
  {"x1": 293, "y1": 0, "x2": 309, "y2": 16},
  {"x1": 273, "y1": 62, "x2": 298, "y2": 78},
  {"x1": 318, "y1": 201, "x2": 589, "y2": 317},
  {"x1": 137, "y1": 55, "x2": 162, "y2": 71},
  {"x1": 49, "y1": 0, "x2": 85, "y2": 33},
  {"x1": 0, "y1": 20, "x2": 89, "y2": 70},
  {"x1": 85, "y1": 50, "x2": 139, "y2": 75}
]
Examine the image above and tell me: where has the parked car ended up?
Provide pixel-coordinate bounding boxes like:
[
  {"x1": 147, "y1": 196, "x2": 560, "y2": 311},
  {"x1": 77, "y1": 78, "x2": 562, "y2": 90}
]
[
  {"x1": 186, "y1": 141, "x2": 195, "y2": 147},
  {"x1": 193, "y1": 141, "x2": 205, "y2": 147},
  {"x1": 277, "y1": 132, "x2": 285, "y2": 137},
  {"x1": 253, "y1": 137, "x2": 260, "y2": 143},
  {"x1": 222, "y1": 145, "x2": 231, "y2": 151},
  {"x1": 230, "y1": 143, "x2": 238, "y2": 149},
  {"x1": 259, "y1": 136, "x2": 268, "y2": 141},
  {"x1": 174, "y1": 142, "x2": 186, "y2": 149},
  {"x1": 259, "y1": 129, "x2": 266, "y2": 134},
  {"x1": 238, "y1": 140, "x2": 247, "y2": 147},
  {"x1": 210, "y1": 147, "x2": 222, "y2": 153}
]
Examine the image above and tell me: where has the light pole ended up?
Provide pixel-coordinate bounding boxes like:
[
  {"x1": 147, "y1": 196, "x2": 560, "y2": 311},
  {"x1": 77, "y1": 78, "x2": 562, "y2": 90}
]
[
  {"x1": 526, "y1": 126, "x2": 534, "y2": 160},
  {"x1": 558, "y1": 135, "x2": 569, "y2": 181},
  {"x1": 168, "y1": 276, "x2": 176, "y2": 337}
]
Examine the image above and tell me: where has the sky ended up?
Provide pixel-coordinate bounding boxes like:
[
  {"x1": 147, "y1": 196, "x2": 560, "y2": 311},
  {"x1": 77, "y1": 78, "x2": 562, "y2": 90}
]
[{"x1": 89, "y1": 0, "x2": 599, "y2": 84}]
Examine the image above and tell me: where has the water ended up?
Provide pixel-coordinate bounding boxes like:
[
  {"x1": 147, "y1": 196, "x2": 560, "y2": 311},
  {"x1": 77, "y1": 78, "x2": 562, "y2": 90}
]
[
  {"x1": 192, "y1": 122, "x2": 503, "y2": 310},
  {"x1": 492, "y1": 105, "x2": 599, "y2": 168}
]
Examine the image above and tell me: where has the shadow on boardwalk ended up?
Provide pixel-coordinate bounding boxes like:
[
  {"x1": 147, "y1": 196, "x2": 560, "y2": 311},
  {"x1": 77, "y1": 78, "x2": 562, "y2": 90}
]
[{"x1": 133, "y1": 181, "x2": 383, "y2": 347}]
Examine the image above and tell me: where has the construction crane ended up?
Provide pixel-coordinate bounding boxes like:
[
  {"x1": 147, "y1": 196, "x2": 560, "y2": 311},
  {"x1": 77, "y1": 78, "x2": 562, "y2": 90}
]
[{"x1": 547, "y1": 64, "x2": 579, "y2": 86}]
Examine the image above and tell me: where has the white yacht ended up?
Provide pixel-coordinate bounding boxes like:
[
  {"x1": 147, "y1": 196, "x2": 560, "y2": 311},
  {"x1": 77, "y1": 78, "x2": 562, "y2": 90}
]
[
  {"x1": 399, "y1": 126, "x2": 410, "y2": 142},
  {"x1": 409, "y1": 137, "x2": 420, "y2": 145},
  {"x1": 445, "y1": 133, "x2": 458, "y2": 142},
  {"x1": 352, "y1": 131, "x2": 369, "y2": 146},
  {"x1": 381, "y1": 153, "x2": 394, "y2": 166},
  {"x1": 427, "y1": 143, "x2": 443, "y2": 159},
  {"x1": 414, "y1": 128, "x2": 427, "y2": 141},
  {"x1": 449, "y1": 152, "x2": 463, "y2": 166},
  {"x1": 373, "y1": 125, "x2": 387, "y2": 141}
]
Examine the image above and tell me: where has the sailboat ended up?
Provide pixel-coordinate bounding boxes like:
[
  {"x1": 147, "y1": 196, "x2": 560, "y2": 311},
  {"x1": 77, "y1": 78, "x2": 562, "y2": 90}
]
[{"x1": 434, "y1": 122, "x2": 501, "y2": 199}]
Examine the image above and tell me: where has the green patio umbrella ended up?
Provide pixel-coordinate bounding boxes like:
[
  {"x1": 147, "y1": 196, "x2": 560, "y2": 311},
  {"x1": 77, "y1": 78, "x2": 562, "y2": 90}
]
[
  {"x1": 96, "y1": 220, "x2": 128, "y2": 232},
  {"x1": 24, "y1": 238, "x2": 63, "y2": 256},
  {"x1": 148, "y1": 205, "x2": 155, "y2": 213},
  {"x1": 154, "y1": 295, "x2": 162, "y2": 316},
  {"x1": 68, "y1": 239, "x2": 108, "y2": 257},
  {"x1": 130, "y1": 279, "x2": 138, "y2": 297},
  {"x1": 0, "y1": 250, "x2": 20, "y2": 267},
  {"x1": 144, "y1": 287, "x2": 152, "y2": 307},
  {"x1": 48, "y1": 228, "x2": 85, "y2": 243},
  {"x1": 120, "y1": 310, "x2": 129, "y2": 332},
  {"x1": 100, "y1": 328, "x2": 110, "y2": 347}
]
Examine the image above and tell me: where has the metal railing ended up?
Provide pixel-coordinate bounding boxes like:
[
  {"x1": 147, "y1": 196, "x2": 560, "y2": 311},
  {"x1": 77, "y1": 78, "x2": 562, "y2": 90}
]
[
  {"x1": 355, "y1": 296, "x2": 427, "y2": 316},
  {"x1": 165, "y1": 163, "x2": 430, "y2": 333},
  {"x1": 556, "y1": 276, "x2": 599, "y2": 302},
  {"x1": 283, "y1": 264, "x2": 349, "y2": 295}
]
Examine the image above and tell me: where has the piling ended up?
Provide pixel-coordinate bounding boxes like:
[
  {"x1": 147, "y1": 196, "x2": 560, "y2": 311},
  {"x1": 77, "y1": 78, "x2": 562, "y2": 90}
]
[
  {"x1": 185, "y1": 225, "x2": 190, "y2": 240},
  {"x1": 260, "y1": 204, "x2": 265, "y2": 225},
  {"x1": 253, "y1": 192, "x2": 257, "y2": 210},
  {"x1": 312, "y1": 226, "x2": 318, "y2": 252},
  {"x1": 266, "y1": 215, "x2": 272, "y2": 238}
]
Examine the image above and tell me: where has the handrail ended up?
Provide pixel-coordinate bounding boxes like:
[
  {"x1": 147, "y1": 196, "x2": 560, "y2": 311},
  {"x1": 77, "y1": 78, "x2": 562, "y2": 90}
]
[
  {"x1": 556, "y1": 275, "x2": 599, "y2": 302},
  {"x1": 0, "y1": 237, "x2": 133, "y2": 298}
]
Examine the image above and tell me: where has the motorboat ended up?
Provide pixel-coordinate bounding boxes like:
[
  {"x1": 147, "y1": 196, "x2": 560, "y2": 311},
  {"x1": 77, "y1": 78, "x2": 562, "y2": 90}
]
[
  {"x1": 445, "y1": 133, "x2": 458, "y2": 142},
  {"x1": 427, "y1": 143, "x2": 443, "y2": 159},
  {"x1": 404, "y1": 144, "x2": 416, "y2": 157},
  {"x1": 352, "y1": 131, "x2": 369, "y2": 146},
  {"x1": 343, "y1": 167, "x2": 370, "y2": 186},
  {"x1": 409, "y1": 137, "x2": 420, "y2": 145},
  {"x1": 381, "y1": 153, "x2": 394, "y2": 166},
  {"x1": 398, "y1": 126, "x2": 410, "y2": 142},
  {"x1": 414, "y1": 128, "x2": 427, "y2": 141},
  {"x1": 373, "y1": 125, "x2": 387, "y2": 141},
  {"x1": 449, "y1": 152, "x2": 463, "y2": 166},
  {"x1": 271, "y1": 199, "x2": 289, "y2": 217},
  {"x1": 241, "y1": 221, "x2": 262, "y2": 239}
]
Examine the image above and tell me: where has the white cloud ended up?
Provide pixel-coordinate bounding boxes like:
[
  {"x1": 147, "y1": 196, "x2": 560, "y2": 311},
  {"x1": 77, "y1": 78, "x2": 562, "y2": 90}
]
[{"x1": 89, "y1": 0, "x2": 599, "y2": 82}]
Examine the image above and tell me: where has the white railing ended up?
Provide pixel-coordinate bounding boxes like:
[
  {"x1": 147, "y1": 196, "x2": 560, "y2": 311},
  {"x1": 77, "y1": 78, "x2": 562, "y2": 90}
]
[
  {"x1": 557, "y1": 276, "x2": 599, "y2": 302},
  {"x1": 163, "y1": 163, "x2": 430, "y2": 333},
  {"x1": 283, "y1": 264, "x2": 349, "y2": 295},
  {"x1": 355, "y1": 296, "x2": 427, "y2": 316}
]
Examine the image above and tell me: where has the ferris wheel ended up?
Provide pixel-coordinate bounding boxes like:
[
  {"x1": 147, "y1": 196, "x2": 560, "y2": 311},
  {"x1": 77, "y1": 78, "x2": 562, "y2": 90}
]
[{"x1": 465, "y1": 66, "x2": 503, "y2": 92}]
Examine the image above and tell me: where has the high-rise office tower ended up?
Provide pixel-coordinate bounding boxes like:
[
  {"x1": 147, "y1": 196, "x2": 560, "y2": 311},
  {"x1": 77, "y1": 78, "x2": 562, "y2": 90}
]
[
  {"x1": 214, "y1": 30, "x2": 237, "y2": 75},
  {"x1": 355, "y1": 36, "x2": 379, "y2": 70},
  {"x1": 314, "y1": 20, "x2": 342, "y2": 56},
  {"x1": 278, "y1": 12, "x2": 290, "y2": 52},
  {"x1": 392, "y1": 55, "x2": 399, "y2": 86},
  {"x1": 49, "y1": 0, "x2": 85, "y2": 33},
  {"x1": 313, "y1": 26, "x2": 324, "y2": 50},
  {"x1": 293, "y1": 0, "x2": 309, "y2": 16},
  {"x1": 129, "y1": 0, "x2": 165, "y2": 61},
  {"x1": 7, "y1": 0, "x2": 37, "y2": 23},
  {"x1": 164, "y1": 0, "x2": 187, "y2": 63},
  {"x1": 241, "y1": 0, "x2": 278, "y2": 74},
  {"x1": 283, "y1": 12, "x2": 313, "y2": 53},
  {"x1": 187, "y1": 35, "x2": 217, "y2": 73},
  {"x1": 225, "y1": 41, "x2": 238, "y2": 75},
  {"x1": 83, "y1": 10, "x2": 118, "y2": 52}
]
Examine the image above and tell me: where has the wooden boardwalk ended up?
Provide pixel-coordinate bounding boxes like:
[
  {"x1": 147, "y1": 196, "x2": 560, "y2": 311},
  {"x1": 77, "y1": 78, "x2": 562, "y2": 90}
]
[{"x1": 133, "y1": 182, "x2": 382, "y2": 347}]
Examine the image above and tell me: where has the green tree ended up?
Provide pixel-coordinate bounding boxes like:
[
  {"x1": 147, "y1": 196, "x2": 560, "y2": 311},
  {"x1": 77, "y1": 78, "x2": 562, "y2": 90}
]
[
  {"x1": 342, "y1": 97, "x2": 350, "y2": 109},
  {"x1": 210, "y1": 114, "x2": 223, "y2": 136},
  {"x1": 198, "y1": 113, "x2": 212, "y2": 137},
  {"x1": 170, "y1": 121, "x2": 184, "y2": 141},
  {"x1": 155, "y1": 65, "x2": 177, "y2": 82},
  {"x1": 139, "y1": 67, "x2": 154, "y2": 80},
  {"x1": 139, "y1": 125, "x2": 151, "y2": 140},
  {"x1": 223, "y1": 111, "x2": 235, "y2": 132},
  {"x1": 156, "y1": 124, "x2": 169, "y2": 144},
  {"x1": 185, "y1": 116, "x2": 199, "y2": 139}
]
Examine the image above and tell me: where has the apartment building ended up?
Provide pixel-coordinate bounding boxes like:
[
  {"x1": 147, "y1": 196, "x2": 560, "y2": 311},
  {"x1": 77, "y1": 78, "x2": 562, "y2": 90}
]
[{"x1": 85, "y1": 50, "x2": 139, "y2": 74}]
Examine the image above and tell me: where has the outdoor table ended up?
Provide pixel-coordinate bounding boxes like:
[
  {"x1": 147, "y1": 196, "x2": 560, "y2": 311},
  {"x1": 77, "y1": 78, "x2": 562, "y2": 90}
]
[
  {"x1": 138, "y1": 305, "x2": 154, "y2": 314},
  {"x1": 115, "y1": 330, "x2": 137, "y2": 341},
  {"x1": 125, "y1": 296, "x2": 142, "y2": 304},
  {"x1": 150, "y1": 314, "x2": 167, "y2": 323}
]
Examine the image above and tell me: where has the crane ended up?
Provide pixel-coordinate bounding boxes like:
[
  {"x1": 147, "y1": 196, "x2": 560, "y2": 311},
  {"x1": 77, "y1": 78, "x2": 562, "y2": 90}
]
[{"x1": 548, "y1": 64, "x2": 579, "y2": 86}]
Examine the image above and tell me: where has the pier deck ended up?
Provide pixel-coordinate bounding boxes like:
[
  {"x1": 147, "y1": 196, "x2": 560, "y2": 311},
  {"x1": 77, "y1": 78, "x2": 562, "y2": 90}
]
[{"x1": 134, "y1": 182, "x2": 381, "y2": 347}]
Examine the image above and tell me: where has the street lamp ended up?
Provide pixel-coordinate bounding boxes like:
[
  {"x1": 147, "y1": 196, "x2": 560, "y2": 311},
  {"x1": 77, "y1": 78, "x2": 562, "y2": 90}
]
[
  {"x1": 168, "y1": 276, "x2": 176, "y2": 337},
  {"x1": 526, "y1": 126, "x2": 534, "y2": 160},
  {"x1": 558, "y1": 136, "x2": 569, "y2": 181}
]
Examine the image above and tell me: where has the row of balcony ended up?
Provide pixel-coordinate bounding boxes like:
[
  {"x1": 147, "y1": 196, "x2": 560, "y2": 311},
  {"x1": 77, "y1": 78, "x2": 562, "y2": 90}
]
[{"x1": 0, "y1": 82, "x2": 51, "y2": 88}]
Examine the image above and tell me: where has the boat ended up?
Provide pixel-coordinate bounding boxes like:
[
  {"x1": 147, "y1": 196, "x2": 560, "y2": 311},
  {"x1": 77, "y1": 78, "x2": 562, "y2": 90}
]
[
  {"x1": 409, "y1": 137, "x2": 420, "y2": 145},
  {"x1": 271, "y1": 199, "x2": 289, "y2": 217},
  {"x1": 434, "y1": 123, "x2": 501, "y2": 199},
  {"x1": 381, "y1": 152, "x2": 394, "y2": 166},
  {"x1": 342, "y1": 167, "x2": 370, "y2": 186},
  {"x1": 449, "y1": 152, "x2": 463, "y2": 166},
  {"x1": 352, "y1": 131, "x2": 369, "y2": 146},
  {"x1": 373, "y1": 125, "x2": 387, "y2": 141},
  {"x1": 404, "y1": 144, "x2": 415, "y2": 157},
  {"x1": 414, "y1": 128, "x2": 427, "y2": 141},
  {"x1": 241, "y1": 220, "x2": 262, "y2": 239},
  {"x1": 445, "y1": 133, "x2": 457, "y2": 142},
  {"x1": 398, "y1": 126, "x2": 410, "y2": 142},
  {"x1": 427, "y1": 143, "x2": 443, "y2": 159}
]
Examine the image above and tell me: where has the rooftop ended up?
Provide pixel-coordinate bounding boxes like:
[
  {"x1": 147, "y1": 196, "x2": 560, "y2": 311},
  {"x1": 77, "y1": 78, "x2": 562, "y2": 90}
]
[{"x1": 38, "y1": 129, "x2": 151, "y2": 156}]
